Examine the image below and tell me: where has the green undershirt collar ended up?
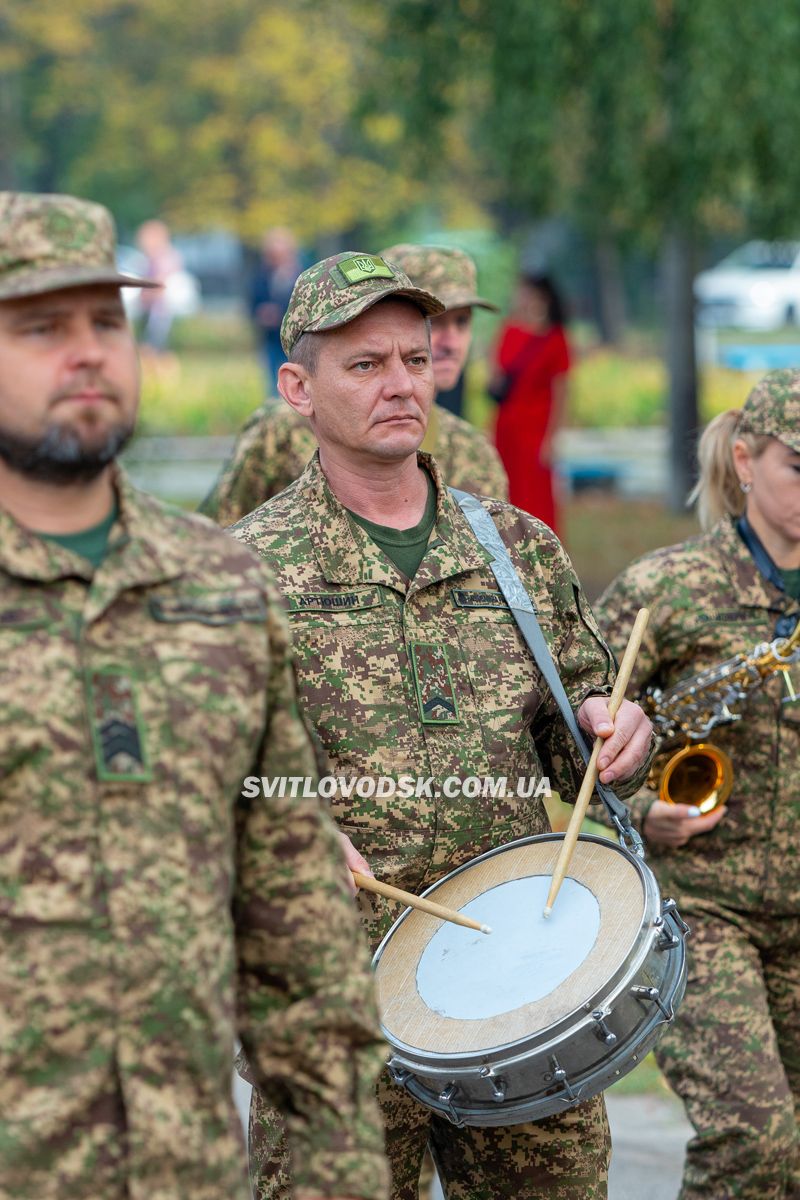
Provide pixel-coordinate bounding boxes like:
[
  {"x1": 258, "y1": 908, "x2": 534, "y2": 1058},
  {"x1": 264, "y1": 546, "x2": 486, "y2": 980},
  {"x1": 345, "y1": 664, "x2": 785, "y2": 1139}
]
[
  {"x1": 347, "y1": 471, "x2": 437, "y2": 581},
  {"x1": 780, "y1": 567, "x2": 800, "y2": 602},
  {"x1": 41, "y1": 500, "x2": 119, "y2": 570}
]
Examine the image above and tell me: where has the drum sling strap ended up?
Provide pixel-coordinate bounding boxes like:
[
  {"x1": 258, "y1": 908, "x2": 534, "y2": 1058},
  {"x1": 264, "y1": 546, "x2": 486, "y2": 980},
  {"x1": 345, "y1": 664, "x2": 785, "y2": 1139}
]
[{"x1": 450, "y1": 488, "x2": 643, "y2": 857}]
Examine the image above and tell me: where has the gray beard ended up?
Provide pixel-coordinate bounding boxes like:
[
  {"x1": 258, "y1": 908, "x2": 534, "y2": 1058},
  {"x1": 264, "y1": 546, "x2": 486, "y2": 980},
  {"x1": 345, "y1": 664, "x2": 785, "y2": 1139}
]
[{"x1": 0, "y1": 420, "x2": 134, "y2": 484}]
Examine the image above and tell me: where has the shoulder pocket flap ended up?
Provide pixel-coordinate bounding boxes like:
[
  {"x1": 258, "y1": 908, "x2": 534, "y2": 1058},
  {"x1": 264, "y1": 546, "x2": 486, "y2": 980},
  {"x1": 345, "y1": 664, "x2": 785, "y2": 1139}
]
[{"x1": 150, "y1": 589, "x2": 267, "y2": 625}]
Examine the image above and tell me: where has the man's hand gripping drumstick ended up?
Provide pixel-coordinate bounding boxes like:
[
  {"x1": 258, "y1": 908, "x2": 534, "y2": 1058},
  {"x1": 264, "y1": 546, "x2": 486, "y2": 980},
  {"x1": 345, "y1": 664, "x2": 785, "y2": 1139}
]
[
  {"x1": 544, "y1": 607, "x2": 651, "y2": 917},
  {"x1": 337, "y1": 831, "x2": 491, "y2": 934}
]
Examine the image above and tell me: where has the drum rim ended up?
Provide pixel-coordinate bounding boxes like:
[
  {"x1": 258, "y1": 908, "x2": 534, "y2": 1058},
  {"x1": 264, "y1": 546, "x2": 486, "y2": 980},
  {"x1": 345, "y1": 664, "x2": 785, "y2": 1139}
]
[{"x1": 373, "y1": 833, "x2": 661, "y2": 1066}]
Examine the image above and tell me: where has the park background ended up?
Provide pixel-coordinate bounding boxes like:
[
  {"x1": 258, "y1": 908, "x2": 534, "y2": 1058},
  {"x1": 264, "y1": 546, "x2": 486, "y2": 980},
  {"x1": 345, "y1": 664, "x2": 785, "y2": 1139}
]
[{"x1": 5, "y1": 2, "x2": 800, "y2": 1190}]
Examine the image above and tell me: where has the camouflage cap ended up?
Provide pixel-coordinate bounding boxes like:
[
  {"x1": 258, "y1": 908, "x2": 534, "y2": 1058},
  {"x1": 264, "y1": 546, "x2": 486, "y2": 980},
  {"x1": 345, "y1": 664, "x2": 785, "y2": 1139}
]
[
  {"x1": 280, "y1": 251, "x2": 444, "y2": 355},
  {"x1": 740, "y1": 368, "x2": 800, "y2": 453},
  {"x1": 381, "y1": 243, "x2": 498, "y2": 314},
  {"x1": 0, "y1": 191, "x2": 159, "y2": 301}
]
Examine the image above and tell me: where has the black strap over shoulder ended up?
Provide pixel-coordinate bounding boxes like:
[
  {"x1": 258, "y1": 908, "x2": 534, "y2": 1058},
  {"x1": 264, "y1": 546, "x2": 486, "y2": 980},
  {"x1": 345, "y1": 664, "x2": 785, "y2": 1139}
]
[
  {"x1": 737, "y1": 515, "x2": 800, "y2": 640},
  {"x1": 450, "y1": 487, "x2": 643, "y2": 856}
]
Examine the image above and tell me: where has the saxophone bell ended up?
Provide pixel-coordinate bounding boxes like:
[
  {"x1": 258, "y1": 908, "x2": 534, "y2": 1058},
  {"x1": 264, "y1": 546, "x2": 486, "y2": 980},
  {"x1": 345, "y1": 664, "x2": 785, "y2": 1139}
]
[{"x1": 649, "y1": 741, "x2": 734, "y2": 814}]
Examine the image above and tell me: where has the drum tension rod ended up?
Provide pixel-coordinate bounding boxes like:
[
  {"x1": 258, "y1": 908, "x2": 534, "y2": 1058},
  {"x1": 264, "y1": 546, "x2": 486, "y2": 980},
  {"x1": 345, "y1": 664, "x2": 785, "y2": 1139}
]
[
  {"x1": 590, "y1": 1008, "x2": 618, "y2": 1046},
  {"x1": 437, "y1": 1083, "x2": 465, "y2": 1127},
  {"x1": 630, "y1": 985, "x2": 673, "y2": 1021},
  {"x1": 479, "y1": 1066, "x2": 507, "y2": 1102},
  {"x1": 661, "y1": 897, "x2": 691, "y2": 936},
  {"x1": 655, "y1": 898, "x2": 691, "y2": 950},
  {"x1": 387, "y1": 1059, "x2": 411, "y2": 1087},
  {"x1": 544, "y1": 1055, "x2": 581, "y2": 1106}
]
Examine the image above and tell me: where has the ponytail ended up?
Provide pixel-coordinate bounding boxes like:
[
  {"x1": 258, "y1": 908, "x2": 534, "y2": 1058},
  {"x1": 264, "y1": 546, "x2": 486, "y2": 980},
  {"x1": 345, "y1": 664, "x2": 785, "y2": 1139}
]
[{"x1": 689, "y1": 410, "x2": 771, "y2": 530}]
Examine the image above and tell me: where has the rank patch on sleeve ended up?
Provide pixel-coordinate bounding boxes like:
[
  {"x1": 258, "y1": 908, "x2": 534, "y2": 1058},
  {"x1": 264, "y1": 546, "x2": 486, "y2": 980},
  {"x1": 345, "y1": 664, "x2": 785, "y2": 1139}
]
[
  {"x1": 410, "y1": 642, "x2": 460, "y2": 724},
  {"x1": 86, "y1": 668, "x2": 151, "y2": 782}
]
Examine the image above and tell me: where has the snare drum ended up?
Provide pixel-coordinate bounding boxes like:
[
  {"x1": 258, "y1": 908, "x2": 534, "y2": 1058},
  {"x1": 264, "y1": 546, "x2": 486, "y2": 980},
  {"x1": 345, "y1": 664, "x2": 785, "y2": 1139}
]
[{"x1": 373, "y1": 834, "x2": 688, "y2": 1128}]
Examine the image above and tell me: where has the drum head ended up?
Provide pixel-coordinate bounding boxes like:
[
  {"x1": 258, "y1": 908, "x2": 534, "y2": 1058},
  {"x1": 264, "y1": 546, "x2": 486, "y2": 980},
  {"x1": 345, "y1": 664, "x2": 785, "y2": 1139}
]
[{"x1": 374, "y1": 836, "x2": 648, "y2": 1057}]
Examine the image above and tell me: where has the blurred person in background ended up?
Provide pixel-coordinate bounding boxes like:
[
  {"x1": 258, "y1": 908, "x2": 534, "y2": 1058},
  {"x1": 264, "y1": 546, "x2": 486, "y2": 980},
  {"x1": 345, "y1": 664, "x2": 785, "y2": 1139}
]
[
  {"x1": 250, "y1": 227, "x2": 303, "y2": 394},
  {"x1": 202, "y1": 243, "x2": 508, "y2": 526},
  {"x1": 135, "y1": 217, "x2": 194, "y2": 359},
  {"x1": 491, "y1": 272, "x2": 570, "y2": 535},
  {"x1": 596, "y1": 372, "x2": 800, "y2": 1200},
  {"x1": 0, "y1": 191, "x2": 389, "y2": 1200}
]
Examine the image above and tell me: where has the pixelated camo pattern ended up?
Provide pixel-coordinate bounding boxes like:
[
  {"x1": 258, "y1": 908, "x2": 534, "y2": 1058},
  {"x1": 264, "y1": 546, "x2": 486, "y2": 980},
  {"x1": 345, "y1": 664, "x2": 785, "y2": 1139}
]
[
  {"x1": 233, "y1": 451, "x2": 626, "y2": 1200},
  {"x1": 0, "y1": 469, "x2": 388, "y2": 1200},
  {"x1": 596, "y1": 515, "x2": 800, "y2": 912},
  {"x1": 381, "y1": 242, "x2": 498, "y2": 311},
  {"x1": 0, "y1": 191, "x2": 153, "y2": 299},
  {"x1": 596, "y1": 517, "x2": 800, "y2": 1198},
  {"x1": 230, "y1": 450, "x2": 646, "y2": 947},
  {"x1": 740, "y1": 367, "x2": 800, "y2": 452},
  {"x1": 201, "y1": 400, "x2": 508, "y2": 527},
  {"x1": 280, "y1": 250, "x2": 442, "y2": 354}
]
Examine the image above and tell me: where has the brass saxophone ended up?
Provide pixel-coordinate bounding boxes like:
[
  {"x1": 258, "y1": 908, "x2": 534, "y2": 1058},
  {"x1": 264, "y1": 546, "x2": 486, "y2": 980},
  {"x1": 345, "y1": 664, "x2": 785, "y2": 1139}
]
[{"x1": 641, "y1": 618, "x2": 800, "y2": 812}]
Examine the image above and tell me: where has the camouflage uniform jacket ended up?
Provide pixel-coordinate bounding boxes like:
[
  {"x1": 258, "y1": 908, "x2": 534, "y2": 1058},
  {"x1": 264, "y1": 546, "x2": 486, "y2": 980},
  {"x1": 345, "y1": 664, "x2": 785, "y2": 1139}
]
[
  {"x1": 596, "y1": 516, "x2": 800, "y2": 914},
  {"x1": 202, "y1": 399, "x2": 509, "y2": 526},
  {"x1": 0, "y1": 472, "x2": 388, "y2": 1200},
  {"x1": 230, "y1": 452, "x2": 645, "y2": 946}
]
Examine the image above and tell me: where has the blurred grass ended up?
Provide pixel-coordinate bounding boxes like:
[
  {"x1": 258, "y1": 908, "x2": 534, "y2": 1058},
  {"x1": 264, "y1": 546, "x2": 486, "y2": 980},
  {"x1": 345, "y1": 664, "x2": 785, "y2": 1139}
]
[
  {"x1": 138, "y1": 352, "x2": 264, "y2": 436},
  {"x1": 564, "y1": 493, "x2": 699, "y2": 601}
]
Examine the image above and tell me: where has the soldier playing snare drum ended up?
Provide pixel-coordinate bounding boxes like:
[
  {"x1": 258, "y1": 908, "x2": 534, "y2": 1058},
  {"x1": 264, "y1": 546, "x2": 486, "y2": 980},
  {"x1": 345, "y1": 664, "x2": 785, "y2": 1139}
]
[{"x1": 230, "y1": 251, "x2": 655, "y2": 1200}]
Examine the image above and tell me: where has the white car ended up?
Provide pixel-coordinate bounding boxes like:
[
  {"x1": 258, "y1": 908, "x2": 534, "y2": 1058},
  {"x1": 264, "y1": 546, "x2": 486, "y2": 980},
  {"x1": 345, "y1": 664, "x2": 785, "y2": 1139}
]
[{"x1": 694, "y1": 240, "x2": 800, "y2": 330}]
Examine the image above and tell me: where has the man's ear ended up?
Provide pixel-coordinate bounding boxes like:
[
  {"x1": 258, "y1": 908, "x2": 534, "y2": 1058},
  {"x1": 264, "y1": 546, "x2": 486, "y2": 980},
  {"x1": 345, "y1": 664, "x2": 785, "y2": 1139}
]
[{"x1": 278, "y1": 362, "x2": 313, "y2": 417}]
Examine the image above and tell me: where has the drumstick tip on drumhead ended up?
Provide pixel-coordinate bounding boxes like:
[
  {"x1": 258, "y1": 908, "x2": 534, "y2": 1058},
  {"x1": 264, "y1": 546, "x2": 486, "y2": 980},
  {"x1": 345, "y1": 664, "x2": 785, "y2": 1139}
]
[
  {"x1": 542, "y1": 906, "x2": 552, "y2": 919},
  {"x1": 480, "y1": 924, "x2": 492, "y2": 935}
]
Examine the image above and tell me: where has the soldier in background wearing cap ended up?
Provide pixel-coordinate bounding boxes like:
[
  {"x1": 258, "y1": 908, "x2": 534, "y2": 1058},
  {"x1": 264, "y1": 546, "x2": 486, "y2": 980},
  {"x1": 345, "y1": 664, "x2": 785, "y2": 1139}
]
[
  {"x1": 231, "y1": 251, "x2": 655, "y2": 1200},
  {"x1": 0, "y1": 193, "x2": 389, "y2": 1200},
  {"x1": 201, "y1": 244, "x2": 507, "y2": 526},
  {"x1": 595, "y1": 372, "x2": 800, "y2": 1198}
]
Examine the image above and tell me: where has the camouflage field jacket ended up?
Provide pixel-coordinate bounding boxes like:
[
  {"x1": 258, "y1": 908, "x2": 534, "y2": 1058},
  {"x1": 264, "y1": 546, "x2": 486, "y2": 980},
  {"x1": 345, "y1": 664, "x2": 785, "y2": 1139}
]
[
  {"x1": 202, "y1": 399, "x2": 509, "y2": 527},
  {"x1": 230, "y1": 452, "x2": 646, "y2": 946},
  {"x1": 596, "y1": 516, "x2": 800, "y2": 914},
  {"x1": 0, "y1": 472, "x2": 387, "y2": 1200}
]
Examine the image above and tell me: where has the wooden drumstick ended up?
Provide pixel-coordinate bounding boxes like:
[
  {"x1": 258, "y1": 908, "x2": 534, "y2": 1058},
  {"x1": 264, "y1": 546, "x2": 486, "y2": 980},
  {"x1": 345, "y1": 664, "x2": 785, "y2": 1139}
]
[
  {"x1": 543, "y1": 607, "x2": 650, "y2": 918},
  {"x1": 352, "y1": 871, "x2": 492, "y2": 934}
]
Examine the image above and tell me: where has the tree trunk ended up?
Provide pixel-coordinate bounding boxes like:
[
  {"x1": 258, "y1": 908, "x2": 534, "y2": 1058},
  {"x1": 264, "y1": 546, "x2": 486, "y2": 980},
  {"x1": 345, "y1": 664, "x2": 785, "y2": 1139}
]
[
  {"x1": 594, "y1": 233, "x2": 627, "y2": 345},
  {"x1": 0, "y1": 68, "x2": 19, "y2": 190},
  {"x1": 663, "y1": 224, "x2": 699, "y2": 512}
]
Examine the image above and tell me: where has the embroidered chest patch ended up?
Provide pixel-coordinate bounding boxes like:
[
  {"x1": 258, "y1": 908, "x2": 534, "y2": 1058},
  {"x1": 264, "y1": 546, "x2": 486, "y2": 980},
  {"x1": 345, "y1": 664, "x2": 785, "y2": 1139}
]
[
  {"x1": 410, "y1": 642, "x2": 460, "y2": 724},
  {"x1": 86, "y1": 668, "x2": 151, "y2": 782}
]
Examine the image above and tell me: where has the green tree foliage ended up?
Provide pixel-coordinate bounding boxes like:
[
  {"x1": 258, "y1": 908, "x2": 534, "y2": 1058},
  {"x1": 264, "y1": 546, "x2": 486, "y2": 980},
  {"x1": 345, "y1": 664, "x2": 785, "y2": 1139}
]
[
  {"x1": 0, "y1": 0, "x2": 484, "y2": 240},
  {"x1": 375, "y1": 0, "x2": 800, "y2": 503}
]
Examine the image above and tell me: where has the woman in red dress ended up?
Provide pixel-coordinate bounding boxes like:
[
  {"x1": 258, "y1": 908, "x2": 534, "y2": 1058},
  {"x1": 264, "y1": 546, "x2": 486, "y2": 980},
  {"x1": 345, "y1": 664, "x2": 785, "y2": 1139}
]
[{"x1": 492, "y1": 273, "x2": 570, "y2": 534}]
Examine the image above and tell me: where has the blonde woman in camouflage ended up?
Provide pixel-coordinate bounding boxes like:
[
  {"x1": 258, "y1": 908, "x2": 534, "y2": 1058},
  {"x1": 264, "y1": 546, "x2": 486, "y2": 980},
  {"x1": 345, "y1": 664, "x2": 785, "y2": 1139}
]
[{"x1": 596, "y1": 371, "x2": 800, "y2": 1199}]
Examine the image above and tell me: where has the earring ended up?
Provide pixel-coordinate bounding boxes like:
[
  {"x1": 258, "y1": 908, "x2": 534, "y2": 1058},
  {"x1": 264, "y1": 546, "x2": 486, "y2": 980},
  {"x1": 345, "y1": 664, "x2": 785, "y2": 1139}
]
[{"x1": 740, "y1": 481, "x2": 752, "y2": 494}]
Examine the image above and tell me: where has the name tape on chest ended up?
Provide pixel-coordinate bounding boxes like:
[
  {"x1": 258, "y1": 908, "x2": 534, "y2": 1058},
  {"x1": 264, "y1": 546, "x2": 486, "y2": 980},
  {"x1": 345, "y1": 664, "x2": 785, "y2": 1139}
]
[
  {"x1": 451, "y1": 588, "x2": 510, "y2": 611},
  {"x1": 288, "y1": 588, "x2": 383, "y2": 613}
]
